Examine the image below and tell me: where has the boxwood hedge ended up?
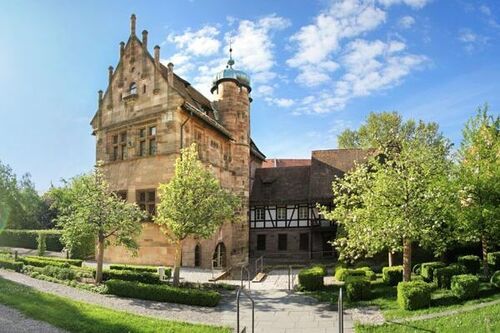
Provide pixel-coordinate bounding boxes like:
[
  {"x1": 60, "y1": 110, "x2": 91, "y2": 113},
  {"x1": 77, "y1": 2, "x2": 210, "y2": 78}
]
[
  {"x1": 335, "y1": 268, "x2": 366, "y2": 282},
  {"x1": 345, "y1": 276, "x2": 371, "y2": 301},
  {"x1": 382, "y1": 266, "x2": 403, "y2": 286},
  {"x1": 433, "y1": 264, "x2": 466, "y2": 289},
  {"x1": 105, "y1": 279, "x2": 221, "y2": 307},
  {"x1": 0, "y1": 230, "x2": 63, "y2": 252},
  {"x1": 298, "y1": 265, "x2": 326, "y2": 291},
  {"x1": 457, "y1": 255, "x2": 481, "y2": 275},
  {"x1": 397, "y1": 280, "x2": 432, "y2": 310},
  {"x1": 0, "y1": 258, "x2": 23, "y2": 272},
  {"x1": 421, "y1": 262, "x2": 445, "y2": 282},
  {"x1": 99, "y1": 269, "x2": 161, "y2": 284},
  {"x1": 451, "y1": 274, "x2": 479, "y2": 300}
]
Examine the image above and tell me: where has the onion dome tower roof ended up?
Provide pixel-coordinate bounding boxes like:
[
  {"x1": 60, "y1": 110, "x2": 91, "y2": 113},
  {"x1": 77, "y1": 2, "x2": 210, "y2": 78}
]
[{"x1": 211, "y1": 47, "x2": 251, "y2": 93}]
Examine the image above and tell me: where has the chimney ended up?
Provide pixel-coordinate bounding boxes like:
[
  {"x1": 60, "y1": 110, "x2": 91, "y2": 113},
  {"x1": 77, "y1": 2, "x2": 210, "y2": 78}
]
[
  {"x1": 98, "y1": 90, "x2": 103, "y2": 107},
  {"x1": 142, "y1": 30, "x2": 148, "y2": 49},
  {"x1": 154, "y1": 45, "x2": 160, "y2": 64},
  {"x1": 130, "y1": 14, "x2": 136, "y2": 36},
  {"x1": 119, "y1": 41, "x2": 125, "y2": 58},
  {"x1": 167, "y1": 62, "x2": 174, "y2": 85}
]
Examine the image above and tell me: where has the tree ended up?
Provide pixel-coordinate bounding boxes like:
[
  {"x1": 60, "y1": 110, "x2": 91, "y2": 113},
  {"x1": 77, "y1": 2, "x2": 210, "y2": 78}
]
[
  {"x1": 456, "y1": 105, "x2": 500, "y2": 276},
  {"x1": 50, "y1": 165, "x2": 145, "y2": 284},
  {"x1": 326, "y1": 114, "x2": 454, "y2": 281},
  {"x1": 337, "y1": 112, "x2": 446, "y2": 264},
  {"x1": 155, "y1": 144, "x2": 240, "y2": 286}
]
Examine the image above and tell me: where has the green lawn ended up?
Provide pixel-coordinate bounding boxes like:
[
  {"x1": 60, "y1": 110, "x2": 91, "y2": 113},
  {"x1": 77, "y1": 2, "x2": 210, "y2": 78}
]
[
  {"x1": 356, "y1": 303, "x2": 500, "y2": 333},
  {"x1": 0, "y1": 277, "x2": 230, "y2": 333},
  {"x1": 305, "y1": 277, "x2": 500, "y2": 320}
]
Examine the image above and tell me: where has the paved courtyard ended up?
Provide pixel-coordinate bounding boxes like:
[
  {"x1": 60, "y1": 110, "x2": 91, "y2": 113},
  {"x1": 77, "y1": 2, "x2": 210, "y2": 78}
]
[{"x1": 0, "y1": 269, "x2": 354, "y2": 333}]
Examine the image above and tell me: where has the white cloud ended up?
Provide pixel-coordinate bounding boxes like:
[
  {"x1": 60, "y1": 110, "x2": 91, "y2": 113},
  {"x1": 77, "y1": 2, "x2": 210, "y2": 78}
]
[
  {"x1": 167, "y1": 26, "x2": 221, "y2": 56},
  {"x1": 288, "y1": 0, "x2": 387, "y2": 76},
  {"x1": 265, "y1": 97, "x2": 295, "y2": 107},
  {"x1": 256, "y1": 85, "x2": 275, "y2": 96},
  {"x1": 377, "y1": 0, "x2": 430, "y2": 9},
  {"x1": 458, "y1": 28, "x2": 489, "y2": 52},
  {"x1": 478, "y1": 5, "x2": 500, "y2": 29},
  {"x1": 398, "y1": 15, "x2": 416, "y2": 29}
]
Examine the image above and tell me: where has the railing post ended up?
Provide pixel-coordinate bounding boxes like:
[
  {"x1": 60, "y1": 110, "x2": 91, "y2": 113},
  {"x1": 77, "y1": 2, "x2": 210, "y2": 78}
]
[
  {"x1": 236, "y1": 287, "x2": 255, "y2": 333},
  {"x1": 288, "y1": 265, "x2": 291, "y2": 291},
  {"x1": 14, "y1": 250, "x2": 18, "y2": 262},
  {"x1": 338, "y1": 286, "x2": 343, "y2": 333}
]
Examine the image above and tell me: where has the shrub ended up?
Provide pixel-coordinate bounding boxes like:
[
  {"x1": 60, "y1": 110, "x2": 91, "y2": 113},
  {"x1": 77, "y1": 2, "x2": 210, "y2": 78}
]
[
  {"x1": 397, "y1": 280, "x2": 432, "y2": 310},
  {"x1": 22, "y1": 256, "x2": 82, "y2": 267},
  {"x1": 412, "y1": 264, "x2": 422, "y2": 275},
  {"x1": 382, "y1": 266, "x2": 403, "y2": 286},
  {"x1": 40, "y1": 265, "x2": 76, "y2": 281},
  {"x1": 357, "y1": 267, "x2": 376, "y2": 281},
  {"x1": 109, "y1": 264, "x2": 160, "y2": 274},
  {"x1": 491, "y1": 271, "x2": 500, "y2": 289},
  {"x1": 335, "y1": 268, "x2": 366, "y2": 282},
  {"x1": 433, "y1": 264, "x2": 466, "y2": 289},
  {"x1": 0, "y1": 230, "x2": 63, "y2": 252},
  {"x1": 99, "y1": 269, "x2": 161, "y2": 285},
  {"x1": 69, "y1": 234, "x2": 96, "y2": 260},
  {"x1": 105, "y1": 279, "x2": 220, "y2": 307},
  {"x1": 451, "y1": 274, "x2": 479, "y2": 300},
  {"x1": 421, "y1": 262, "x2": 445, "y2": 282},
  {"x1": 345, "y1": 277, "x2": 371, "y2": 301},
  {"x1": 298, "y1": 265, "x2": 326, "y2": 291},
  {"x1": 37, "y1": 233, "x2": 46, "y2": 256},
  {"x1": 487, "y1": 252, "x2": 500, "y2": 271},
  {"x1": 457, "y1": 255, "x2": 481, "y2": 275},
  {"x1": 0, "y1": 258, "x2": 23, "y2": 272}
]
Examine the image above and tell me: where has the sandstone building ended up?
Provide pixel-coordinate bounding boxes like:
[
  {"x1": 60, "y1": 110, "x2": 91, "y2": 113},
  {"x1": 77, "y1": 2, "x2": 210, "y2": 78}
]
[{"x1": 91, "y1": 16, "x2": 369, "y2": 269}]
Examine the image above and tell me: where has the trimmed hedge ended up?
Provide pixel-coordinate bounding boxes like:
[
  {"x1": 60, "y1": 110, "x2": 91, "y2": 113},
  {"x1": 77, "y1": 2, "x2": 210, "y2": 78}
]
[
  {"x1": 433, "y1": 264, "x2": 466, "y2": 289},
  {"x1": 488, "y1": 252, "x2": 500, "y2": 271},
  {"x1": 430, "y1": 289, "x2": 459, "y2": 307},
  {"x1": 100, "y1": 269, "x2": 161, "y2": 285},
  {"x1": 298, "y1": 265, "x2": 326, "y2": 291},
  {"x1": 109, "y1": 264, "x2": 163, "y2": 274},
  {"x1": 491, "y1": 271, "x2": 500, "y2": 289},
  {"x1": 451, "y1": 274, "x2": 479, "y2": 300},
  {"x1": 421, "y1": 262, "x2": 445, "y2": 282},
  {"x1": 397, "y1": 280, "x2": 432, "y2": 310},
  {"x1": 105, "y1": 279, "x2": 221, "y2": 307},
  {"x1": 382, "y1": 266, "x2": 403, "y2": 286},
  {"x1": 335, "y1": 268, "x2": 366, "y2": 282},
  {"x1": 0, "y1": 258, "x2": 23, "y2": 272},
  {"x1": 0, "y1": 230, "x2": 63, "y2": 252},
  {"x1": 457, "y1": 255, "x2": 481, "y2": 275},
  {"x1": 345, "y1": 277, "x2": 371, "y2": 301},
  {"x1": 357, "y1": 267, "x2": 376, "y2": 281},
  {"x1": 21, "y1": 256, "x2": 82, "y2": 268}
]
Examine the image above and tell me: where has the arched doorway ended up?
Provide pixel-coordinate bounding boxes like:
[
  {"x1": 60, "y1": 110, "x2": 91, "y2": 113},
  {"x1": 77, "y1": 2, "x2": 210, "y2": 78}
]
[
  {"x1": 213, "y1": 242, "x2": 226, "y2": 268},
  {"x1": 194, "y1": 244, "x2": 201, "y2": 267}
]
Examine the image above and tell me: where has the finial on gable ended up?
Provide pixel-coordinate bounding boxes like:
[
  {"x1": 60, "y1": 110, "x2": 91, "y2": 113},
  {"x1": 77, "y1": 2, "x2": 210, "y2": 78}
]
[
  {"x1": 119, "y1": 41, "x2": 125, "y2": 58},
  {"x1": 227, "y1": 38, "x2": 235, "y2": 68},
  {"x1": 142, "y1": 30, "x2": 148, "y2": 49},
  {"x1": 130, "y1": 14, "x2": 136, "y2": 36}
]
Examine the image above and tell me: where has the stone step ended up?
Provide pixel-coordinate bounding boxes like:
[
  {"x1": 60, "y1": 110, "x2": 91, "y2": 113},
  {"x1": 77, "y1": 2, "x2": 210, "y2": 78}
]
[
  {"x1": 252, "y1": 272, "x2": 266, "y2": 283},
  {"x1": 208, "y1": 269, "x2": 230, "y2": 282}
]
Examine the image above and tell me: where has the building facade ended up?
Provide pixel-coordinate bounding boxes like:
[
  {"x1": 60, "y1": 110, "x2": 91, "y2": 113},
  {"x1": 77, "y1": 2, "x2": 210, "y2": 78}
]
[{"x1": 91, "y1": 15, "x2": 371, "y2": 269}]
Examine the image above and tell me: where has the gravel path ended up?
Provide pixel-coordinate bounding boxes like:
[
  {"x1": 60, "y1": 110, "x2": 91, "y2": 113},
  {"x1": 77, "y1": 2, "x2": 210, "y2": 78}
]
[{"x1": 0, "y1": 303, "x2": 67, "y2": 333}]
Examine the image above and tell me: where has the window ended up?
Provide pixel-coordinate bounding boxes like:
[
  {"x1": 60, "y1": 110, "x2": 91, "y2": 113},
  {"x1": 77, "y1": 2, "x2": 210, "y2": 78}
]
[
  {"x1": 137, "y1": 190, "x2": 156, "y2": 217},
  {"x1": 299, "y1": 206, "x2": 308, "y2": 220},
  {"x1": 129, "y1": 82, "x2": 137, "y2": 94},
  {"x1": 113, "y1": 135, "x2": 118, "y2": 144},
  {"x1": 116, "y1": 191, "x2": 127, "y2": 201},
  {"x1": 149, "y1": 126, "x2": 157, "y2": 136},
  {"x1": 120, "y1": 132, "x2": 127, "y2": 160},
  {"x1": 111, "y1": 132, "x2": 127, "y2": 161},
  {"x1": 255, "y1": 208, "x2": 265, "y2": 221},
  {"x1": 278, "y1": 234, "x2": 287, "y2": 251},
  {"x1": 139, "y1": 128, "x2": 146, "y2": 138},
  {"x1": 299, "y1": 233, "x2": 309, "y2": 251},
  {"x1": 112, "y1": 146, "x2": 118, "y2": 161},
  {"x1": 139, "y1": 140, "x2": 146, "y2": 157},
  {"x1": 277, "y1": 207, "x2": 286, "y2": 220},
  {"x1": 194, "y1": 244, "x2": 201, "y2": 267},
  {"x1": 149, "y1": 138, "x2": 157, "y2": 155},
  {"x1": 257, "y1": 235, "x2": 266, "y2": 251}
]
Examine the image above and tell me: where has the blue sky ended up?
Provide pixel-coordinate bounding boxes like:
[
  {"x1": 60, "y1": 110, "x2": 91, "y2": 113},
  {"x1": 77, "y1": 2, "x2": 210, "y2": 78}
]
[{"x1": 0, "y1": 0, "x2": 499, "y2": 192}]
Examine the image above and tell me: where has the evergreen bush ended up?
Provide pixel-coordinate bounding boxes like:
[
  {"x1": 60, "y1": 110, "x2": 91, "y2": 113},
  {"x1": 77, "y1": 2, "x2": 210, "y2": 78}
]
[
  {"x1": 451, "y1": 274, "x2": 479, "y2": 300},
  {"x1": 457, "y1": 255, "x2": 481, "y2": 275},
  {"x1": 382, "y1": 266, "x2": 403, "y2": 286},
  {"x1": 298, "y1": 265, "x2": 326, "y2": 290},
  {"x1": 397, "y1": 280, "x2": 432, "y2": 310},
  {"x1": 420, "y1": 262, "x2": 445, "y2": 282}
]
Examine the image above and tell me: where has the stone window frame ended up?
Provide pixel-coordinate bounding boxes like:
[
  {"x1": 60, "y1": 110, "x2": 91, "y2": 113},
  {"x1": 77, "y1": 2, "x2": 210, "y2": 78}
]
[
  {"x1": 137, "y1": 124, "x2": 157, "y2": 157},
  {"x1": 110, "y1": 131, "x2": 127, "y2": 161},
  {"x1": 136, "y1": 189, "x2": 156, "y2": 219}
]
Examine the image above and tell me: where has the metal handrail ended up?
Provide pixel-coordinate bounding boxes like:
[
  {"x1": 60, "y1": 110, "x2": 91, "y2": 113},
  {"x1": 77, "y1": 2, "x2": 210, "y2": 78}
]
[
  {"x1": 236, "y1": 287, "x2": 255, "y2": 333},
  {"x1": 338, "y1": 286, "x2": 344, "y2": 333},
  {"x1": 240, "y1": 265, "x2": 251, "y2": 290},
  {"x1": 254, "y1": 256, "x2": 264, "y2": 274}
]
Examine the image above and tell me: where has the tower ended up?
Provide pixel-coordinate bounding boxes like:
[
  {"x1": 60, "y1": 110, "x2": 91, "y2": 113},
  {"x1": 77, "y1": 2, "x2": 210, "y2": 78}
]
[{"x1": 211, "y1": 48, "x2": 252, "y2": 266}]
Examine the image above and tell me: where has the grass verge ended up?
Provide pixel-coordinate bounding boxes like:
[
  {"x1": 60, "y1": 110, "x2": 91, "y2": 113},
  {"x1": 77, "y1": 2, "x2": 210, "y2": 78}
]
[
  {"x1": 0, "y1": 277, "x2": 230, "y2": 333},
  {"x1": 356, "y1": 303, "x2": 500, "y2": 332}
]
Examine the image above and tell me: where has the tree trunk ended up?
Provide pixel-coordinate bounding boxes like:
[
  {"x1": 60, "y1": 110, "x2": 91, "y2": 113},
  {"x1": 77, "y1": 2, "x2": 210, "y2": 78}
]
[
  {"x1": 388, "y1": 251, "x2": 394, "y2": 267},
  {"x1": 95, "y1": 233, "x2": 105, "y2": 284},
  {"x1": 402, "y1": 239, "x2": 412, "y2": 282},
  {"x1": 482, "y1": 234, "x2": 489, "y2": 277},
  {"x1": 172, "y1": 240, "x2": 182, "y2": 286}
]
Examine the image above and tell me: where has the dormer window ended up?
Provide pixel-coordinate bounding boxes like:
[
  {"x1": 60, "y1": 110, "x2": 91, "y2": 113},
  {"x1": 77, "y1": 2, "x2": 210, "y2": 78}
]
[{"x1": 129, "y1": 82, "x2": 137, "y2": 95}]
